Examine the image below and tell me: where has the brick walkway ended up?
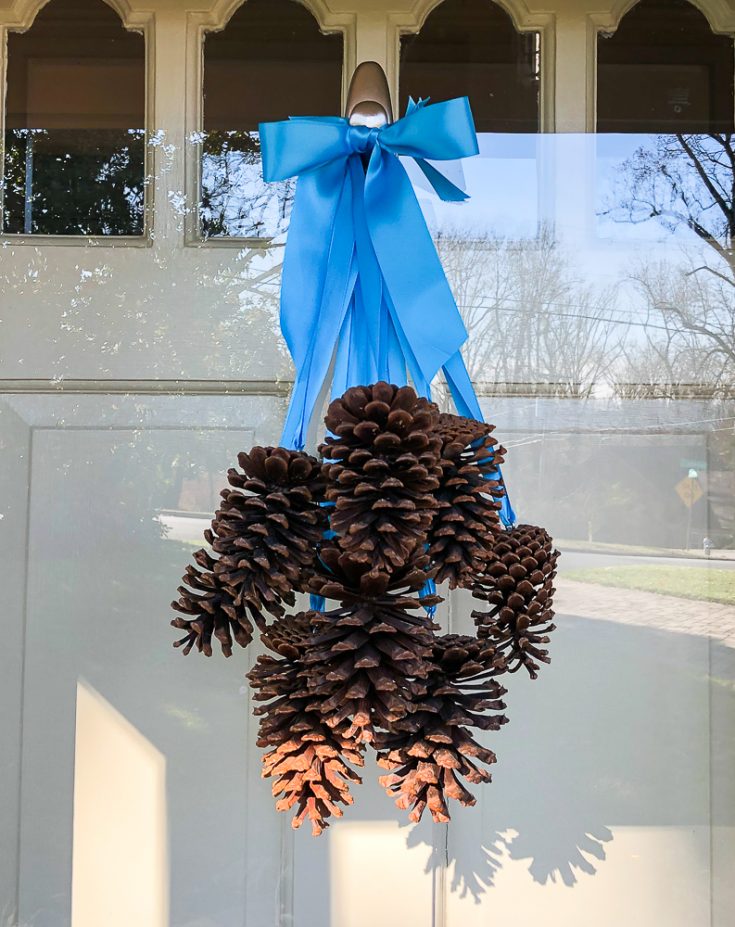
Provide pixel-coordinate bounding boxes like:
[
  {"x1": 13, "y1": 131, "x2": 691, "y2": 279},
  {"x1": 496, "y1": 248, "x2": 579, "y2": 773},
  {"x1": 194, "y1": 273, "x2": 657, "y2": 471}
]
[{"x1": 555, "y1": 578, "x2": 735, "y2": 649}]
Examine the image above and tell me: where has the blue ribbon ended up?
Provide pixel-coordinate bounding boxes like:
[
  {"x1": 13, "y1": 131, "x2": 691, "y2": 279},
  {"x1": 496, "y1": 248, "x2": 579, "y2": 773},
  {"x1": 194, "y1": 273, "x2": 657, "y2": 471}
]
[{"x1": 260, "y1": 96, "x2": 515, "y2": 526}]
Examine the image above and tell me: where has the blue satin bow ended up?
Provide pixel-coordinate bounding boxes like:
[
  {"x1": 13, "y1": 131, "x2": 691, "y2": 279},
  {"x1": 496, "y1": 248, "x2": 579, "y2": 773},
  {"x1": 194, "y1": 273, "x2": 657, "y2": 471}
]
[{"x1": 260, "y1": 96, "x2": 514, "y2": 526}]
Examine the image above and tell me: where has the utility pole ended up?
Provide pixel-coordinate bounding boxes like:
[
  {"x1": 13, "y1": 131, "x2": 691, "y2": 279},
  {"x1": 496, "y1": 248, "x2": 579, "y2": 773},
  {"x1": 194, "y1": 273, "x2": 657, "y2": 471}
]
[{"x1": 685, "y1": 468, "x2": 697, "y2": 551}]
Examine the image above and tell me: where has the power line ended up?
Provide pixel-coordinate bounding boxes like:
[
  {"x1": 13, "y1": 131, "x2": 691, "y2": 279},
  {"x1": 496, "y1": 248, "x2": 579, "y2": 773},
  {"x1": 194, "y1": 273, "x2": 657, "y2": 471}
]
[
  {"x1": 243, "y1": 271, "x2": 728, "y2": 335},
  {"x1": 458, "y1": 301, "x2": 673, "y2": 332},
  {"x1": 464, "y1": 293, "x2": 647, "y2": 320}
]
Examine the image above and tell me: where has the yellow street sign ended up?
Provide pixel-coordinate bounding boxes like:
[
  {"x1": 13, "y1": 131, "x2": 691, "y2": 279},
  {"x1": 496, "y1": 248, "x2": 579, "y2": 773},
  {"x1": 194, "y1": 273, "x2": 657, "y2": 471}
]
[{"x1": 675, "y1": 477, "x2": 703, "y2": 508}]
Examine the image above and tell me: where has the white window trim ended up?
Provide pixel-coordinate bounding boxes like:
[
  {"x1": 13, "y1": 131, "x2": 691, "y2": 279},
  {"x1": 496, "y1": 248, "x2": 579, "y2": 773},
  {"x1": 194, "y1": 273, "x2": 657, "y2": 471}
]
[
  {"x1": 587, "y1": 0, "x2": 735, "y2": 132},
  {"x1": 184, "y1": 0, "x2": 356, "y2": 248},
  {"x1": 388, "y1": 0, "x2": 556, "y2": 132}
]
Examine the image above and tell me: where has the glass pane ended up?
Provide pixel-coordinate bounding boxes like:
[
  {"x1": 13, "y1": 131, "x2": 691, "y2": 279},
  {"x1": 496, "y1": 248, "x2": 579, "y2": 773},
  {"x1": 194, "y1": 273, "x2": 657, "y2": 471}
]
[
  {"x1": 596, "y1": 132, "x2": 735, "y2": 247},
  {"x1": 200, "y1": 0, "x2": 343, "y2": 239},
  {"x1": 1, "y1": 130, "x2": 735, "y2": 925},
  {"x1": 399, "y1": 0, "x2": 540, "y2": 132},
  {"x1": 406, "y1": 133, "x2": 546, "y2": 239},
  {"x1": 597, "y1": 0, "x2": 735, "y2": 133},
  {"x1": 2, "y1": 0, "x2": 146, "y2": 235}
]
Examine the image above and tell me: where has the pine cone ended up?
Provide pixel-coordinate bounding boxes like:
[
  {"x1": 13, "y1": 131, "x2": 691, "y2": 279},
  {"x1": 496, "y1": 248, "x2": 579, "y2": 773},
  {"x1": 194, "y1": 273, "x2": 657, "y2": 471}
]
[
  {"x1": 260, "y1": 608, "x2": 316, "y2": 658},
  {"x1": 213, "y1": 446, "x2": 327, "y2": 597},
  {"x1": 376, "y1": 633, "x2": 508, "y2": 823},
  {"x1": 171, "y1": 549, "x2": 255, "y2": 656},
  {"x1": 320, "y1": 382, "x2": 443, "y2": 572},
  {"x1": 428, "y1": 413, "x2": 507, "y2": 588},
  {"x1": 435, "y1": 412, "x2": 492, "y2": 448},
  {"x1": 471, "y1": 525, "x2": 559, "y2": 679},
  {"x1": 303, "y1": 545, "x2": 442, "y2": 743},
  {"x1": 171, "y1": 446, "x2": 326, "y2": 657},
  {"x1": 247, "y1": 612, "x2": 364, "y2": 836}
]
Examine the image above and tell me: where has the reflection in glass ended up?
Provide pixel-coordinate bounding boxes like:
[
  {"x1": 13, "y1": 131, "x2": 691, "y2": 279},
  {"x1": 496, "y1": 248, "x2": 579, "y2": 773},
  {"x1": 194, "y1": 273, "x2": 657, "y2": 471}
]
[
  {"x1": 409, "y1": 133, "x2": 543, "y2": 238},
  {"x1": 71, "y1": 681, "x2": 168, "y2": 927},
  {"x1": 200, "y1": 0, "x2": 343, "y2": 239},
  {"x1": 1, "y1": 120, "x2": 735, "y2": 921},
  {"x1": 598, "y1": 132, "x2": 735, "y2": 398},
  {"x1": 2, "y1": 0, "x2": 146, "y2": 236},
  {"x1": 597, "y1": 0, "x2": 735, "y2": 133},
  {"x1": 399, "y1": 0, "x2": 539, "y2": 132},
  {"x1": 200, "y1": 131, "x2": 295, "y2": 240}
]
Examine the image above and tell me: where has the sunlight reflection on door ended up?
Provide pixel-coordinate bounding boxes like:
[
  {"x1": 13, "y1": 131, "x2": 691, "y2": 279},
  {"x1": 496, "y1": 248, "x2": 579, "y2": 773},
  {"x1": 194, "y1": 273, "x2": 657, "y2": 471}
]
[
  {"x1": 330, "y1": 820, "x2": 435, "y2": 926},
  {"x1": 71, "y1": 680, "x2": 169, "y2": 927}
]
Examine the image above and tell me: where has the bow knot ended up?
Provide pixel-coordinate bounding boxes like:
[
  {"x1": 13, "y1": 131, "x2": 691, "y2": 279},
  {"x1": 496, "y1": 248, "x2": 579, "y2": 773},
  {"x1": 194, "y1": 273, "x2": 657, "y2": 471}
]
[{"x1": 346, "y1": 124, "x2": 381, "y2": 154}]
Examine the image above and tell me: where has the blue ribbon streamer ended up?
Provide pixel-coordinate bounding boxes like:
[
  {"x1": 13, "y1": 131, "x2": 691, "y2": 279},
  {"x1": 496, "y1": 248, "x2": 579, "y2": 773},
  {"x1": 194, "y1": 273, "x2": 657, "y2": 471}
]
[{"x1": 260, "y1": 96, "x2": 515, "y2": 526}]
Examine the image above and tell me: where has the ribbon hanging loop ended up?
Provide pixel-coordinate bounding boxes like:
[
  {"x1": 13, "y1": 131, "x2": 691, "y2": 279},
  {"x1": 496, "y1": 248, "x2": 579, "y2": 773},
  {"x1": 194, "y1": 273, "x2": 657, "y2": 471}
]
[{"x1": 260, "y1": 95, "x2": 515, "y2": 526}]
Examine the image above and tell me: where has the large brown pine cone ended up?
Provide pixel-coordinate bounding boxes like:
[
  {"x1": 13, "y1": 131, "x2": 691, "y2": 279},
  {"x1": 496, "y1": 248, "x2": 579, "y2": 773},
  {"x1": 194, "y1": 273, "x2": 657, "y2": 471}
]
[
  {"x1": 376, "y1": 633, "x2": 508, "y2": 823},
  {"x1": 171, "y1": 446, "x2": 326, "y2": 657},
  {"x1": 428, "y1": 413, "x2": 507, "y2": 588},
  {"x1": 247, "y1": 612, "x2": 365, "y2": 836},
  {"x1": 320, "y1": 382, "x2": 443, "y2": 572},
  {"x1": 213, "y1": 446, "x2": 327, "y2": 599},
  {"x1": 471, "y1": 525, "x2": 559, "y2": 679},
  {"x1": 171, "y1": 549, "x2": 255, "y2": 656},
  {"x1": 303, "y1": 545, "x2": 442, "y2": 743}
]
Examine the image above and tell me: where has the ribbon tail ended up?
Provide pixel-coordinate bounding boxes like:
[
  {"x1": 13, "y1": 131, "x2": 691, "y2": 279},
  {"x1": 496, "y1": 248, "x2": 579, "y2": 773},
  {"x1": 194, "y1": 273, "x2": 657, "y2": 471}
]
[
  {"x1": 365, "y1": 148, "x2": 468, "y2": 389},
  {"x1": 443, "y1": 351, "x2": 516, "y2": 527},
  {"x1": 332, "y1": 278, "x2": 380, "y2": 401},
  {"x1": 420, "y1": 575, "x2": 437, "y2": 618},
  {"x1": 379, "y1": 304, "x2": 407, "y2": 385},
  {"x1": 278, "y1": 159, "x2": 358, "y2": 450},
  {"x1": 382, "y1": 288, "x2": 432, "y2": 397},
  {"x1": 349, "y1": 157, "x2": 384, "y2": 377},
  {"x1": 279, "y1": 162, "x2": 347, "y2": 368},
  {"x1": 414, "y1": 158, "x2": 469, "y2": 202},
  {"x1": 442, "y1": 350, "x2": 483, "y2": 420},
  {"x1": 281, "y1": 255, "x2": 357, "y2": 450}
]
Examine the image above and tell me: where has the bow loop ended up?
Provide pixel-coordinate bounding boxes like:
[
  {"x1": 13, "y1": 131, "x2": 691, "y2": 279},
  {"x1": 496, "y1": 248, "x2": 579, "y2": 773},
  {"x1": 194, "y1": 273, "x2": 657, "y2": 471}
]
[
  {"x1": 380, "y1": 97, "x2": 479, "y2": 161},
  {"x1": 259, "y1": 117, "x2": 350, "y2": 182}
]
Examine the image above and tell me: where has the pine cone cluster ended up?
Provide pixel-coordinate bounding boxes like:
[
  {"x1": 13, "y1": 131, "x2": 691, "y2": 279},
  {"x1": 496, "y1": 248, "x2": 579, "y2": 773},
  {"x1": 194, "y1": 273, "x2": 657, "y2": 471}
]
[
  {"x1": 169, "y1": 381, "x2": 559, "y2": 834},
  {"x1": 171, "y1": 447, "x2": 326, "y2": 657},
  {"x1": 428, "y1": 413, "x2": 507, "y2": 588},
  {"x1": 320, "y1": 383, "x2": 443, "y2": 572},
  {"x1": 472, "y1": 525, "x2": 560, "y2": 679},
  {"x1": 248, "y1": 611, "x2": 365, "y2": 835}
]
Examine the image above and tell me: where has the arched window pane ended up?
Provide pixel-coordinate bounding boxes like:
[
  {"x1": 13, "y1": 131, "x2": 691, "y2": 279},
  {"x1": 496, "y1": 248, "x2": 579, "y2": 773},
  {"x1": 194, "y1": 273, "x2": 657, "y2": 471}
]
[
  {"x1": 201, "y1": 0, "x2": 343, "y2": 239},
  {"x1": 597, "y1": 0, "x2": 735, "y2": 132},
  {"x1": 3, "y1": 0, "x2": 146, "y2": 235},
  {"x1": 399, "y1": 0, "x2": 539, "y2": 132}
]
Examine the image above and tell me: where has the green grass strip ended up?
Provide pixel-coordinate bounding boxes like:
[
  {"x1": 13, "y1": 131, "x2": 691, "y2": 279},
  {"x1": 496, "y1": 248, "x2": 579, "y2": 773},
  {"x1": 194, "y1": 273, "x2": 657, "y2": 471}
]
[{"x1": 564, "y1": 565, "x2": 735, "y2": 606}]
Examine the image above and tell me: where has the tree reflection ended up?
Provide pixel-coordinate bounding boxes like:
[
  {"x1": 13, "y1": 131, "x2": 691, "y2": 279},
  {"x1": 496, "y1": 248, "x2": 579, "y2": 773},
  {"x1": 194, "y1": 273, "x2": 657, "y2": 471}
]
[
  {"x1": 437, "y1": 226, "x2": 626, "y2": 397},
  {"x1": 2, "y1": 128, "x2": 145, "y2": 235},
  {"x1": 200, "y1": 131, "x2": 295, "y2": 239},
  {"x1": 608, "y1": 133, "x2": 735, "y2": 394}
]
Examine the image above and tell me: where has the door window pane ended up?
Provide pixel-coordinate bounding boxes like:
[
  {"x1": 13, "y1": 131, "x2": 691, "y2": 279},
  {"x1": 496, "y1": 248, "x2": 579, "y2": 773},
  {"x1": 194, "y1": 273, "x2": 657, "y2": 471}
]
[
  {"x1": 3, "y1": 0, "x2": 146, "y2": 236},
  {"x1": 597, "y1": 0, "x2": 735, "y2": 133},
  {"x1": 200, "y1": 0, "x2": 343, "y2": 240},
  {"x1": 399, "y1": 0, "x2": 540, "y2": 132}
]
